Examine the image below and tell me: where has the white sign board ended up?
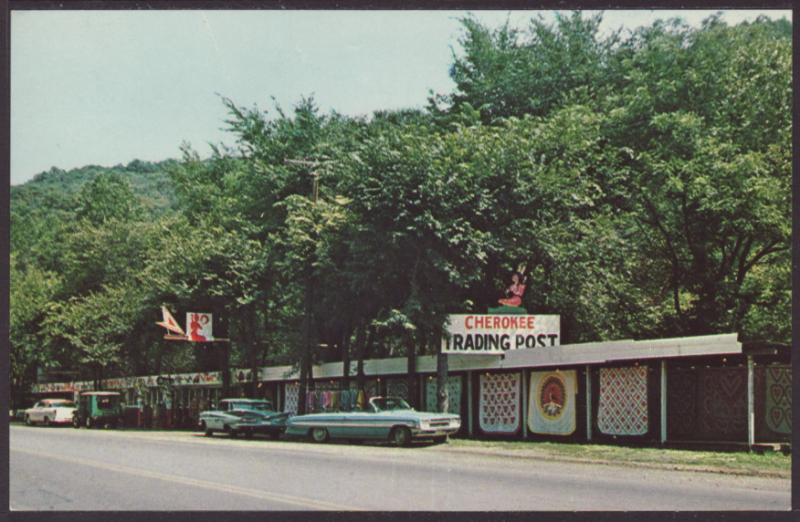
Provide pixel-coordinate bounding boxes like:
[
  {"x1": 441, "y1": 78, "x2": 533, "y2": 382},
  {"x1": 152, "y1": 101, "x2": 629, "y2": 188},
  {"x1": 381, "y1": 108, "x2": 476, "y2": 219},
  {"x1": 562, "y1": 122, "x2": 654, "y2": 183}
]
[
  {"x1": 186, "y1": 312, "x2": 213, "y2": 342},
  {"x1": 442, "y1": 314, "x2": 560, "y2": 355}
]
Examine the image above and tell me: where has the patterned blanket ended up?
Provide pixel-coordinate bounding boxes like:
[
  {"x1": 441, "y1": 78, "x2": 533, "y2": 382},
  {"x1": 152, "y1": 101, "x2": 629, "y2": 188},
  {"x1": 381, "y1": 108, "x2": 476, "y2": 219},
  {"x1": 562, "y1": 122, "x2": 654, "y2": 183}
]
[
  {"x1": 425, "y1": 376, "x2": 462, "y2": 415},
  {"x1": 765, "y1": 366, "x2": 791, "y2": 434},
  {"x1": 479, "y1": 372, "x2": 520, "y2": 434},
  {"x1": 597, "y1": 366, "x2": 649, "y2": 436}
]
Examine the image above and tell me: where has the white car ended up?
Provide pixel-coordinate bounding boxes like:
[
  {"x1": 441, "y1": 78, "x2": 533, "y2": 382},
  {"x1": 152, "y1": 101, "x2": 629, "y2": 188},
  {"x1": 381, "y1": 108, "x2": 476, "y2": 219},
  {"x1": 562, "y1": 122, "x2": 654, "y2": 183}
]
[{"x1": 24, "y1": 399, "x2": 77, "y2": 426}]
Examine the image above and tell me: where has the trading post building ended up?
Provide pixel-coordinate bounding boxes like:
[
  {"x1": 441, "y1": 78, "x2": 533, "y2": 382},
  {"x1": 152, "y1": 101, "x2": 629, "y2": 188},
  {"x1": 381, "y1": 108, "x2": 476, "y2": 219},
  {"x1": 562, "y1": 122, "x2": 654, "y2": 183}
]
[{"x1": 30, "y1": 328, "x2": 791, "y2": 451}]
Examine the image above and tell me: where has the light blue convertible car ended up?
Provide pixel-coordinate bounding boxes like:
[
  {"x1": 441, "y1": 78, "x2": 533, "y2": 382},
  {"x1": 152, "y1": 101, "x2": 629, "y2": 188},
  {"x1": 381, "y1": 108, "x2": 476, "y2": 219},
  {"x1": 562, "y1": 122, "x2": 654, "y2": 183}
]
[{"x1": 285, "y1": 396, "x2": 461, "y2": 446}]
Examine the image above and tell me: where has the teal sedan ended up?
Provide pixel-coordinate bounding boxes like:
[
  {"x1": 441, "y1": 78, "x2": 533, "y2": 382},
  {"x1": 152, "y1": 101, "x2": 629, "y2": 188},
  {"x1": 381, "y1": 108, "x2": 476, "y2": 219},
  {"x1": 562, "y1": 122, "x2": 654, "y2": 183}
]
[{"x1": 285, "y1": 396, "x2": 461, "y2": 446}]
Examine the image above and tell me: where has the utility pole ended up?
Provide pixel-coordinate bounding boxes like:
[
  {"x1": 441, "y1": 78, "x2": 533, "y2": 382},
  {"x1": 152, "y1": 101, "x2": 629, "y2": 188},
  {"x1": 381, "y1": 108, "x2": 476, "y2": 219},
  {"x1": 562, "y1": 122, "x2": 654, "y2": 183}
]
[{"x1": 284, "y1": 157, "x2": 328, "y2": 413}]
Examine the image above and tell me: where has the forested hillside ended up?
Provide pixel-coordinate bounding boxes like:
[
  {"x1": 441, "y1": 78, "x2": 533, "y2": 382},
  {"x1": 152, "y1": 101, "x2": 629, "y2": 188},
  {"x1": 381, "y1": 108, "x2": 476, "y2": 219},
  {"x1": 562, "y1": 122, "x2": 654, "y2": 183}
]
[{"x1": 10, "y1": 13, "x2": 791, "y2": 408}]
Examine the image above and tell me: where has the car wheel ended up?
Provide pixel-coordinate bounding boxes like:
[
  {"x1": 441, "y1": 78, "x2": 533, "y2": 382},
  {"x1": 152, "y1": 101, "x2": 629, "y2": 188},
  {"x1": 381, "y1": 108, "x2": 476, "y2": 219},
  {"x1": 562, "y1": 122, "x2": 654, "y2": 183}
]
[
  {"x1": 432, "y1": 436, "x2": 447, "y2": 444},
  {"x1": 24, "y1": 415, "x2": 32, "y2": 426},
  {"x1": 200, "y1": 421, "x2": 213, "y2": 437},
  {"x1": 390, "y1": 426, "x2": 412, "y2": 447},
  {"x1": 224, "y1": 425, "x2": 238, "y2": 438},
  {"x1": 86, "y1": 417, "x2": 93, "y2": 429},
  {"x1": 310, "y1": 427, "x2": 329, "y2": 443},
  {"x1": 72, "y1": 416, "x2": 81, "y2": 429},
  {"x1": 244, "y1": 431, "x2": 254, "y2": 439},
  {"x1": 43, "y1": 417, "x2": 50, "y2": 427}
]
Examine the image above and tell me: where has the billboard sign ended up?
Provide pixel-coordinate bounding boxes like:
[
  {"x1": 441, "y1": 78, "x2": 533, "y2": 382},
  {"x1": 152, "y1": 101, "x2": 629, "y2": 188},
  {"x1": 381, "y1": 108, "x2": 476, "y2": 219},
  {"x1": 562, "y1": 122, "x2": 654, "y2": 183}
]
[
  {"x1": 186, "y1": 312, "x2": 213, "y2": 342},
  {"x1": 442, "y1": 314, "x2": 560, "y2": 355}
]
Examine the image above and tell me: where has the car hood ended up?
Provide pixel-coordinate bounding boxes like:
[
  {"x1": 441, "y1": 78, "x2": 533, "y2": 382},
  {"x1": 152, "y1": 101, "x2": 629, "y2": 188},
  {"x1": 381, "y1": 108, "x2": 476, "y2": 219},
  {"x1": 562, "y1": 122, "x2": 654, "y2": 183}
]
[{"x1": 288, "y1": 409, "x2": 460, "y2": 422}]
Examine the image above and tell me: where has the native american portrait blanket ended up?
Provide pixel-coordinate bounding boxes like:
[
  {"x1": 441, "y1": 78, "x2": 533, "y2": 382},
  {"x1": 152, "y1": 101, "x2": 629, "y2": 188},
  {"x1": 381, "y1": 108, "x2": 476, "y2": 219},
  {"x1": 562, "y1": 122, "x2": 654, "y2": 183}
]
[
  {"x1": 528, "y1": 370, "x2": 577, "y2": 436},
  {"x1": 479, "y1": 372, "x2": 520, "y2": 434},
  {"x1": 425, "y1": 376, "x2": 462, "y2": 415},
  {"x1": 597, "y1": 366, "x2": 649, "y2": 436},
  {"x1": 765, "y1": 366, "x2": 791, "y2": 434}
]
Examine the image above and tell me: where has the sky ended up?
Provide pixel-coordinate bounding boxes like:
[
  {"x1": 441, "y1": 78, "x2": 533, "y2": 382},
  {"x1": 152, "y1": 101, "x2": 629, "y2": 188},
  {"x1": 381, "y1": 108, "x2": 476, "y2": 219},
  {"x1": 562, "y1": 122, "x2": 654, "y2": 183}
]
[{"x1": 10, "y1": 9, "x2": 792, "y2": 185}]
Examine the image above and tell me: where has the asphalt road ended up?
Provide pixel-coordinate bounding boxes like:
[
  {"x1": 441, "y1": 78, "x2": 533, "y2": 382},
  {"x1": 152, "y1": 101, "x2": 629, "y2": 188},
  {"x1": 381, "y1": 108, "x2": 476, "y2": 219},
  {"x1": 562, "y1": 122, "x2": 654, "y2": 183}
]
[{"x1": 10, "y1": 424, "x2": 790, "y2": 511}]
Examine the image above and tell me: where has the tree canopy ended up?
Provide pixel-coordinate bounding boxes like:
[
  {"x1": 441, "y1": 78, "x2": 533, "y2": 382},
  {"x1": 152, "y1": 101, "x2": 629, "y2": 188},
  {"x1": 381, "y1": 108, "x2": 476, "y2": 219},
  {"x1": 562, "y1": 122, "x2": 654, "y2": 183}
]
[{"x1": 10, "y1": 12, "x2": 790, "y2": 408}]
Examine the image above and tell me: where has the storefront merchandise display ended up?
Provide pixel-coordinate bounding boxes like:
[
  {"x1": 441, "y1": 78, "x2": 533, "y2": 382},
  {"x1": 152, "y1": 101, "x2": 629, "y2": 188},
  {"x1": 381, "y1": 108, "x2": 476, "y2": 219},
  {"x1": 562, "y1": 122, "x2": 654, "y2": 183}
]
[
  {"x1": 528, "y1": 370, "x2": 576, "y2": 436},
  {"x1": 698, "y1": 368, "x2": 746, "y2": 439},
  {"x1": 479, "y1": 372, "x2": 520, "y2": 434},
  {"x1": 765, "y1": 366, "x2": 791, "y2": 434},
  {"x1": 425, "y1": 376, "x2": 462, "y2": 415},
  {"x1": 598, "y1": 366, "x2": 649, "y2": 436}
]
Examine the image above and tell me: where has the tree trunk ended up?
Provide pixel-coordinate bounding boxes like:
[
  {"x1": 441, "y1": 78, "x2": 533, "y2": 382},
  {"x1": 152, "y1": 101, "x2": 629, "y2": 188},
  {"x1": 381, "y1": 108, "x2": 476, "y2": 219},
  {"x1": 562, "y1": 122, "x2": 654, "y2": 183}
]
[
  {"x1": 249, "y1": 306, "x2": 259, "y2": 398},
  {"x1": 356, "y1": 325, "x2": 373, "y2": 392},
  {"x1": 220, "y1": 341, "x2": 230, "y2": 398},
  {"x1": 298, "y1": 280, "x2": 315, "y2": 414},
  {"x1": 406, "y1": 329, "x2": 421, "y2": 409},
  {"x1": 341, "y1": 328, "x2": 351, "y2": 391},
  {"x1": 436, "y1": 326, "x2": 449, "y2": 413}
]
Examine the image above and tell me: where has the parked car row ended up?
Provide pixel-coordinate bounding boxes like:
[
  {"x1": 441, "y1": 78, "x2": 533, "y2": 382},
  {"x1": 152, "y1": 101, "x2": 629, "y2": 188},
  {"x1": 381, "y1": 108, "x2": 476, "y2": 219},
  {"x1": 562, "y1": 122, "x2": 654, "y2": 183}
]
[
  {"x1": 200, "y1": 396, "x2": 461, "y2": 446},
  {"x1": 21, "y1": 393, "x2": 462, "y2": 447},
  {"x1": 22, "y1": 392, "x2": 125, "y2": 429}
]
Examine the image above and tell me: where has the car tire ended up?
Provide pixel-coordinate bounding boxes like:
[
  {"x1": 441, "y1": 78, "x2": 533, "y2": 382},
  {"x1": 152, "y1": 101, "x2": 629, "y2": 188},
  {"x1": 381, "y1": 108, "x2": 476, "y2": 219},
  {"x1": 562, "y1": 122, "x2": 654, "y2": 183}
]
[
  {"x1": 390, "y1": 426, "x2": 412, "y2": 447},
  {"x1": 73, "y1": 417, "x2": 81, "y2": 429},
  {"x1": 224, "y1": 425, "x2": 237, "y2": 438},
  {"x1": 244, "y1": 431, "x2": 254, "y2": 439},
  {"x1": 310, "y1": 427, "x2": 329, "y2": 443},
  {"x1": 43, "y1": 417, "x2": 50, "y2": 427},
  {"x1": 86, "y1": 417, "x2": 93, "y2": 429},
  {"x1": 200, "y1": 421, "x2": 213, "y2": 436},
  {"x1": 24, "y1": 415, "x2": 32, "y2": 426},
  {"x1": 432, "y1": 436, "x2": 447, "y2": 444}
]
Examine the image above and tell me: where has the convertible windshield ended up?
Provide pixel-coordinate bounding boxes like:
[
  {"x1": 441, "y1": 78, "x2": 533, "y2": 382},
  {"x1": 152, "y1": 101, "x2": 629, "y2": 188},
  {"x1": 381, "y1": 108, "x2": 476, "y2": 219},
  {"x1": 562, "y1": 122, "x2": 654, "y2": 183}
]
[
  {"x1": 370, "y1": 397, "x2": 412, "y2": 412},
  {"x1": 228, "y1": 401, "x2": 273, "y2": 412}
]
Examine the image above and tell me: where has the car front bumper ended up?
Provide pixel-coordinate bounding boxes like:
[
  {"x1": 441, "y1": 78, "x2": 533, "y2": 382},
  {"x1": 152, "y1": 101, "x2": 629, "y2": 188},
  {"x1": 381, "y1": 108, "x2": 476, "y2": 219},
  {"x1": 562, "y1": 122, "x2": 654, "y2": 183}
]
[{"x1": 411, "y1": 427, "x2": 460, "y2": 439}]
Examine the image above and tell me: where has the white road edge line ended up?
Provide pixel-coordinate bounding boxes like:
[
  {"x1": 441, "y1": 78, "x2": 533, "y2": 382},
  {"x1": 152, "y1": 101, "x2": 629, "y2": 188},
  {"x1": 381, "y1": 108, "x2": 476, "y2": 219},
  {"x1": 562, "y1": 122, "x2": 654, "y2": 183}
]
[{"x1": 11, "y1": 447, "x2": 362, "y2": 511}]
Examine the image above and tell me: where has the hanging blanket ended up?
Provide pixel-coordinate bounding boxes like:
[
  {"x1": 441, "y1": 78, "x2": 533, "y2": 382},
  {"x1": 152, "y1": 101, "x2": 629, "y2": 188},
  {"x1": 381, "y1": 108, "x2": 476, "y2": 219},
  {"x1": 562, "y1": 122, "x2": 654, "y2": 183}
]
[
  {"x1": 598, "y1": 366, "x2": 649, "y2": 436},
  {"x1": 765, "y1": 366, "x2": 791, "y2": 434},
  {"x1": 284, "y1": 382, "x2": 299, "y2": 415},
  {"x1": 386, "y1": 378, "x2": 410, "y2": 401},
  {"x1": 479, "y1": 372, "x2": 520, "y2": 434},
  {"x1": 698, "y1": 368, "x2": 746, "y2": 439},
  {"x1": 528, "y1": 370, "x2": 577, "y2": 436},
  {"x1": 425, "y1": 376, "x2": 462, "y2": 415},
  {"x1": 667, "y1": 369, "x2": 697, "y2": 438}
]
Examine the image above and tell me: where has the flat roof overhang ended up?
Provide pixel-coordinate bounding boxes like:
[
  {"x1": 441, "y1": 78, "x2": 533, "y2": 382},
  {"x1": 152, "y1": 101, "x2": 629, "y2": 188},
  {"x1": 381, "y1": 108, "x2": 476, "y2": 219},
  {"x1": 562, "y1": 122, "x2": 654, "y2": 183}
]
[{"x1": 260, "y1": 333, "x2": 743, "y2": 382}]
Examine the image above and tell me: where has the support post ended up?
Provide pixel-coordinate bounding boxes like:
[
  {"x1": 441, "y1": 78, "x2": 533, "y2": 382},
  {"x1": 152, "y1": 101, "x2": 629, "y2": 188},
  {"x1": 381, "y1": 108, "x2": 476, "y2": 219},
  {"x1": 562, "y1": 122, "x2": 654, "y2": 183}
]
[
  {"x1": 747, "y1": 355, "x2": 755, "y2": 449},
  {"x1": 585, "y1": 365, "x2": 592, "y2": 441},
  {"x1": 467, "y1": 371, "x2": 474, "y2": 437},
  {"x1": 660, "y1": 360, "x2": 667, "y2": 444},
  {"x1": 521, "y1": 370, "x2": 528, "y2": 439}
]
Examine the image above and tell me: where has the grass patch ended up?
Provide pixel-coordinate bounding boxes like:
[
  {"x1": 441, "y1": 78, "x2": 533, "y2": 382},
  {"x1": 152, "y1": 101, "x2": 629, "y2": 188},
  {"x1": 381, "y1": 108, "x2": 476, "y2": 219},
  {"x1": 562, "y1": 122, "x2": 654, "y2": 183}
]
[{"x1": 447, "y1": 439, "x2": 791, "y2": 477}]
